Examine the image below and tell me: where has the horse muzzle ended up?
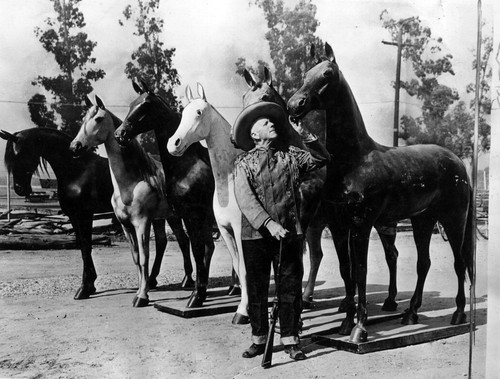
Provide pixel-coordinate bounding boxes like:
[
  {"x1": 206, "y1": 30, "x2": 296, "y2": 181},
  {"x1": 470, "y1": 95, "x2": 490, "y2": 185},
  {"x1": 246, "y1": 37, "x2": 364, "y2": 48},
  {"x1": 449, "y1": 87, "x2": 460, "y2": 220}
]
[
  {"x1": 167, "y1": 136, "x2": 186, "y2": 157},
  {"x1": 14, "y1": 183, "x2": 31, "y2": 197},
  {"x1": 69, "y1": 140, "x2": 87, "y2": 158},
  {"x1": 287, "y1": 96, "x2": 311, "y2": 123},
  {"x1": 114, "y1": 127, "x2": 132, "y2": 147}
]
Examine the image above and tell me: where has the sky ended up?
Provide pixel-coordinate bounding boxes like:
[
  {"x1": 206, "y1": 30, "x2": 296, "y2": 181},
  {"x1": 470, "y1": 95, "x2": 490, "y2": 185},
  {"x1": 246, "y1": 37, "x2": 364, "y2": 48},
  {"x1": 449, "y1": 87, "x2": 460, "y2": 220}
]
[{"x1": 0, "y1": 0, "x2": 495, "y2": 170}]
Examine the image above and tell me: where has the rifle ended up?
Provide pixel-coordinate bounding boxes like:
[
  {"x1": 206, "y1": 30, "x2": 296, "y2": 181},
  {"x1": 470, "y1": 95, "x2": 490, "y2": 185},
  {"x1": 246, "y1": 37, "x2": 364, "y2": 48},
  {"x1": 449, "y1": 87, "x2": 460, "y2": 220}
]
[{"x1": 261, "y1": 240, "x2": 283, "y2": 369}]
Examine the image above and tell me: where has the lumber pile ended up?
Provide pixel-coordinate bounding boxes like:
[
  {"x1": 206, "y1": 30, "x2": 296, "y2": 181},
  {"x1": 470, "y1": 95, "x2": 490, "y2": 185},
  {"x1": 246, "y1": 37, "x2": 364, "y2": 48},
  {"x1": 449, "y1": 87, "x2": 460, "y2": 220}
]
[{"x1": 0, "y1": 211, "x2": 113, "y2": 250}]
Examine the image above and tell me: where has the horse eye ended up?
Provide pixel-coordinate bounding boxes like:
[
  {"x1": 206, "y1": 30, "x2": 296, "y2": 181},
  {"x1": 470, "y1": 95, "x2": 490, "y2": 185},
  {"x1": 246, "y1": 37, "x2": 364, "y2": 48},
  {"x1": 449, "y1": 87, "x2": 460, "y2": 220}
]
[
  {"x1": 95, "y1": 116, "x2": 104, "y2": 123},
  {"x1": 197, "y1": 110, "x2": 202, "y2": 116},
  {"x1": 323, "y1": 70, "x2": 333, "y2": 78}
]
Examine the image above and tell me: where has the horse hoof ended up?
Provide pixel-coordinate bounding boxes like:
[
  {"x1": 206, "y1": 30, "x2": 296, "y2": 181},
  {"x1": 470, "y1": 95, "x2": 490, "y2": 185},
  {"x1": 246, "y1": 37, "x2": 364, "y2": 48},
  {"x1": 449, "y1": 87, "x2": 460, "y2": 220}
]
[
  {"x1": 186, "y1": 289, "x2": 207, "y2": 308},
  {"x1": 73, "y1": 285, "x2": 96, "y2": 300},
  {"x1": 132, "y1": 295, "x2": 139, "y2": 306},
  {"x1": 339, "y1": 317, "x2": 355, "y2": 336},
  {"x1": 349, "y1": 326, "x2": 368, "y2": 343},
  {"x1": 381, "y1": 299, "x2": 398, "y2": 312},
  {"x1": 149, "y1": 279, "x2": 158, "y2": 290},
  {"x1": 134, "y1": 296, "x2": 149, "y2": 308},
  {"x1": 451, "y1": 310, "x2": 467, "y2": 325},
  {"x1": 227, "y1": 285, "x2": 241, "y2": 296},
  {"x1": 181, "y1": 276, "x2": 195, "y2": 289},
  {"x1": 338, "y1": 297, "x2": 355, "y2": 313},
  {"x1": 401, "y1": 310, "x2": 419, "y2": 325},
  {"x1": 232, "y1": 313, "x2": 250, "y2": 325}
]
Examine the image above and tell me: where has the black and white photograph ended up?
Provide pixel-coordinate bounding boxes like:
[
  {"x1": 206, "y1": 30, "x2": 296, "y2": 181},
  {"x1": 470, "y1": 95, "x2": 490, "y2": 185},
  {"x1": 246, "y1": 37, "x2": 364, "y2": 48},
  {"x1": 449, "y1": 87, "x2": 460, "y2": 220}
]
[{"x1": 0, "y1": 0, "x2": 498, "y2": 377}]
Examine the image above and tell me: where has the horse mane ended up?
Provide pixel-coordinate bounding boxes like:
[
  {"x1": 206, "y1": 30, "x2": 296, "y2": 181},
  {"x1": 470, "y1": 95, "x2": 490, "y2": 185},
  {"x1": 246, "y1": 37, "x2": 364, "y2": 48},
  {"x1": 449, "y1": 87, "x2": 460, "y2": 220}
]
[
  {"x1": 108, "y1": 108, "x2": 166, "y2": 197},
  {"x1": 4, "y1": 128, "x2": 71, "y2": 177}
]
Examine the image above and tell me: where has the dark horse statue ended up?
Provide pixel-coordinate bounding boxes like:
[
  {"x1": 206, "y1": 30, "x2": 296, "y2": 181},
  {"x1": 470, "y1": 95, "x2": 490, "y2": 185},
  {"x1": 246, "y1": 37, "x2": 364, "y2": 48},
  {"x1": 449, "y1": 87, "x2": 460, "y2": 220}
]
[
  {"x1": 113, "y1": 80, "x2": 235, "y2": 317},
  {"x1": 1, "y1": 127, "x2": 194, "y2": 300},
  {"x1": 242, "y1": 67, "x2": 399, "y2": 312},
  {"x1": 288, "y1": 43, "x2": 474, "y2": 343}
]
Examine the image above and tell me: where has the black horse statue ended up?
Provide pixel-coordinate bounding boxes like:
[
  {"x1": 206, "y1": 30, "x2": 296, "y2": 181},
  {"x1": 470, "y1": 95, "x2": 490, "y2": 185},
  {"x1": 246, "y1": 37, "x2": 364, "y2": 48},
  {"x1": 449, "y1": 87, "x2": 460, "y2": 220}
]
[
  {"x1": 113, "y1": 80, "x2": 236, "y2": 318},
  {"x1": 242, "y1": 67, "x2": 400, "y2": 312},
  {"x1": 287, "y1": 43, "x2": 474, "y2": 343},
  {"x1": 1, "y1": 127, "x2": 194, "y2": 300}
]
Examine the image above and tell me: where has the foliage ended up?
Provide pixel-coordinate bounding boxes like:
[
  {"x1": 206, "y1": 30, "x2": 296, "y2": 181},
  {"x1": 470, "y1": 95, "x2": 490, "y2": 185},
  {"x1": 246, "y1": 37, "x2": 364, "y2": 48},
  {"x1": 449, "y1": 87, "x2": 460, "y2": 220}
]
[
  {"x1": 235, "y1": 0, "x2": 323, "y2": 100},
  {"x1": 119, "y1": 0, "x2": 181, "y2": 154},
  {"x1": 380, "y1": 10, "x2": 491, "y2": 159},
  {"x1": 465, "y1": 30, "x2": 492, "y2": 152},
  {"x1": 30, "y1": 0, "x2": 105, "y2": 137},
  {"x1": 27, "y1": 94, "x2": 58, "y2": 129}
]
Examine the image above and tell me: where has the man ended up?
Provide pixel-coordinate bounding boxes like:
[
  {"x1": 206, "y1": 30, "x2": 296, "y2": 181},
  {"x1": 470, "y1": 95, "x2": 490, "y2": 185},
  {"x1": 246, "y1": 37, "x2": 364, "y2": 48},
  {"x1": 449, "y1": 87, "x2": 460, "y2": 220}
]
[{"x1": 232, "y1": 102, "x2": 330, "y2": 361}]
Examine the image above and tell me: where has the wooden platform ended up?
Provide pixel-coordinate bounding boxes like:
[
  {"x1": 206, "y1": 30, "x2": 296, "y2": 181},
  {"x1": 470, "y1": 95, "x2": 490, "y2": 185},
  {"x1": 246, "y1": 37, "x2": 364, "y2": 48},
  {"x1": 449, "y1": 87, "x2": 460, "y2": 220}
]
[
  {"x1": 306, "y1": 299, "x2": 485, "y2": 354},
  {"x1": 153, "y1": 284, "x2": 485, "y2": 355},
  {"x1": 154, "y1": 288, "x2": 251, "y2": 318}
]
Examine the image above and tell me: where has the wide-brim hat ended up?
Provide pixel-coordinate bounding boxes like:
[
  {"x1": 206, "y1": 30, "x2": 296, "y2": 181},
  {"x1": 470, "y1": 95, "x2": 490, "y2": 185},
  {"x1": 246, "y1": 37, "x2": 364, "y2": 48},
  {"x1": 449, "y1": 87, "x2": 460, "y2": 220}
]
[{"x1": 231, "y1": 102, "x2": 288, "y2": 151}]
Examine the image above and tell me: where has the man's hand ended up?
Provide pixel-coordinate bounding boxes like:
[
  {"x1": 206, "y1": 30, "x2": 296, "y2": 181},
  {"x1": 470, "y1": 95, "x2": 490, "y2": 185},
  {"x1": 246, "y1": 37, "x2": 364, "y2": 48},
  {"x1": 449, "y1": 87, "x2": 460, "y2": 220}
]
[{"x1": 266, "y1": 220, "x2": 289, "y2": 240}]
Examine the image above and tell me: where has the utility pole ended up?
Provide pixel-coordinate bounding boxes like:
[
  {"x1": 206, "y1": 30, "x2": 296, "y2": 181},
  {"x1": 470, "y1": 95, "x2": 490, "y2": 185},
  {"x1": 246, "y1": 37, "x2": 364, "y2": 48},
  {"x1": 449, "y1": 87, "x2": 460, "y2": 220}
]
[{"x1": 382, "y1": 17, "x2": 415, "y2": 147}]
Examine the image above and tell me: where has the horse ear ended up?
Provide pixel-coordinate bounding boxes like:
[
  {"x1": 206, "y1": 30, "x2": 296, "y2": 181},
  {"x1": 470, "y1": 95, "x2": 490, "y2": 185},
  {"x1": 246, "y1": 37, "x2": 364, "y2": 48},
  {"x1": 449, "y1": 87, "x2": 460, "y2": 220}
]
[
  {"x1": 0, "y1": 130, "x2": 18, "y2": 142},
  {"x1": 243, "y1": 69, "x2": 256, "y2": 88},
  {"x1": 263, "y1": 67, "x2": 272, "y2": 86},
  {"x1": 95, "y1": 95, "x2": 106, "y2": 109},
  {"x1": 325, "y1": 42, "x2": 336, "y2": 63},
  {"x1": 140, "y1": 79, "x2": 152, "y2": 94},
  {"x1": 84, "y1": 95, "x2": 93, "y2": 108},
  {"x1": 185, "y1": 85, "x2": 194, "y2": 102},
  {"x1": 132, "y1": 80, "x2": 143, "y2": 94},
  {"x1": 197, "y1": 83, "x2": 207, "y2": 101}
]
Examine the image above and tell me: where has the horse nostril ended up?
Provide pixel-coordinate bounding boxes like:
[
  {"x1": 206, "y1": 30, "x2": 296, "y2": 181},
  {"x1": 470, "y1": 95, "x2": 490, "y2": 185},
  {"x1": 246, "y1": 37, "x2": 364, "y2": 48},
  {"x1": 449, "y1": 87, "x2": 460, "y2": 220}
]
[{"x1": 174, "y1": 138, "x2": 181, "y2": 147}]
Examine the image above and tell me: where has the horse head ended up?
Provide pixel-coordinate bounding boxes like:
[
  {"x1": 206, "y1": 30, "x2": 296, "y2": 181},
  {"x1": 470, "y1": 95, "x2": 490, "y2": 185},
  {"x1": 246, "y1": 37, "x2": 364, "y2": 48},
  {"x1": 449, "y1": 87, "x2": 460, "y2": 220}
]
[
  {"x1": 1, "y1": 129, "x2": 40, "y2": 196},
  {"x1": 115, "y1": 79, "x2": 176, "y2": 146},
  {"x1": 167, "y1": 83, "x2": 211, "y2": 156},
  {"x1": 242, "y1": 67, "x2": 287, "y2": 110},
  {"x1": 70, "y1": 95, "x2": 113, "y2": 157},
  {"x1": 288, "y1": 42, "x2": 340, "y2": 123}
]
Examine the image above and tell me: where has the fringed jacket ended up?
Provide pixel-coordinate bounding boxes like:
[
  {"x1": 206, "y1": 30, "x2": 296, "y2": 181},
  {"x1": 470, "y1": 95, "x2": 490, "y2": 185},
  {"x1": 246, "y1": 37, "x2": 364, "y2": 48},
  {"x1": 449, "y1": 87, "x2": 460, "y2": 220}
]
[{"x1": 234, "y1": 140, "x2": 330, "y2": 240}]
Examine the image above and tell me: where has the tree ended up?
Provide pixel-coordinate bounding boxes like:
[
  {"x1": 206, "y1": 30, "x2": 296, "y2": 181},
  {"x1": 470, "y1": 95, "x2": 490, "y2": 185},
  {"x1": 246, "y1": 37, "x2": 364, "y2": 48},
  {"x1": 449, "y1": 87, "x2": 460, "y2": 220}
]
[
  {"x1": 30, "y1": 0, "x2": 105, "y2": 137},
  {"x1": 465, "y1": 29, "x2": 492, "y2": 153},
  {"x1": 119, "y1": 0, "x2": 181, "y2": 154},
  {"x1": 380, "y1": 11, "x2": 461, "y2": 152},
  {"x1": 236, "y1": 0, "x2": 324, "y2": 100}
]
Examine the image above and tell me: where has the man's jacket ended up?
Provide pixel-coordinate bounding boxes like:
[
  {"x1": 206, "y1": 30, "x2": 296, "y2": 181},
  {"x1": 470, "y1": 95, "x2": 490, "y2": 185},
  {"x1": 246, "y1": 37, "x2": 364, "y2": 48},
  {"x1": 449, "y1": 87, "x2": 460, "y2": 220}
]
[{"x1": 234, "y1": 141, "x2": 330, "y2": 240}]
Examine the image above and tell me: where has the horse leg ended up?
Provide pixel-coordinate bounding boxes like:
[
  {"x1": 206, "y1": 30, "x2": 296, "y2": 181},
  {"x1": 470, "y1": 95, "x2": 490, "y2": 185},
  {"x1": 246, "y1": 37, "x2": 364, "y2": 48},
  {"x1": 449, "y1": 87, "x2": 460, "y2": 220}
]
[
  {"x1": 302, "y1": 223, "x2": 325, "y2": 309},
  {"x1": 376, "y1": 223, "x2": 399, "y2": 311},
  {"x1": 234, "y1": 230, "x2": 250, "y2": 324},
  {"x1": 329, "y1": 222, "x2": 356, "y2": 315},
  {"x1": 72, "y1": 214, "x2": 97, "y2": 300},
  {"x1": 133, "y1": 221, "x2": 151, "y2": 308},
  {"x1": 227, "y1": 269, "x2": 241, "y2": 296},
  {"x1": 150, "y1": 219, "x2": 167, "y2": 289},
  {"x1": 215, "y1": 222, "x2": 249, "y2": 323},
  {"x1": 348, "y1": 226, "x2": 371, "y2": 343},
  {"x1": 121, "y1": 224, "x2": 142, "y2": 305},
  {"x1": 165, "y1": 212, "x2": 194, "y2": 288},
  {"x1": 185, "y1": 217, "x2": 214, "y2": 308},
  {"x1": 402, "y1": 214, "x2": 435, "y2": 325},
  {"x1": 439, "y1": 214, "x2": 469, "y2": 325}
]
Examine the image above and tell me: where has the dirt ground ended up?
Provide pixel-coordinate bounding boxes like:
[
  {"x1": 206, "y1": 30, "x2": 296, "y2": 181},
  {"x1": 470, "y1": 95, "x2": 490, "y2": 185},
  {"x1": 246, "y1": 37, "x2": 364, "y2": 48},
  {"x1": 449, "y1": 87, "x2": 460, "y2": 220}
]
[{"x1": 0, "y1": 231, "x2": 489, "y2": 378}]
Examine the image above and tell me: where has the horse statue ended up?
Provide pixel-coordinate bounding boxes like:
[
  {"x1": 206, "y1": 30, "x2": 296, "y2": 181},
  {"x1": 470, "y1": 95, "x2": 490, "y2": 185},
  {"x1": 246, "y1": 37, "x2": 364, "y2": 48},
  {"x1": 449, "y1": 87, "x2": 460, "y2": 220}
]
[
  {"x1": 166, "y1": 83, "x2": 252, "y2": 325},
  {"x1": 287, "y1": 42, "x2": 474, "y2": 343},
  {"x1": 1, "y1": 127, "x2": 192, "y2": 299},
  {"x1": 114, "y1": 80, "x2": 249, "y2": 323},
  {"x1": 69, "y1": 96, "x2": 192, "y2": 307},
  {"x1": 242, "y1": 67, "x2": 400, "y2": 312}
]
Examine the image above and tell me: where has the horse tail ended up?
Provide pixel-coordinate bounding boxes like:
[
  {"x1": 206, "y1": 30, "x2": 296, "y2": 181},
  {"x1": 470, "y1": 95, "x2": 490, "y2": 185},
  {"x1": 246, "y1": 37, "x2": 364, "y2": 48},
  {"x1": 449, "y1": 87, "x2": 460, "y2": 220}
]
[{"x1": 461, "y1": 188, "x2": 475, "y2": 283}]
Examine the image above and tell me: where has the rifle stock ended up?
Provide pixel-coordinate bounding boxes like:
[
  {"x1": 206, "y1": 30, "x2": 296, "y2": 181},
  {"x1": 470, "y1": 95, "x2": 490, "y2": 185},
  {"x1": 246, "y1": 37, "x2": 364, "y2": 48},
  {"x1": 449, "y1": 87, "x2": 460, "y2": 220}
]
[{"x1": 261, "y1": 299, "x2": 279, "y2": 368}]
